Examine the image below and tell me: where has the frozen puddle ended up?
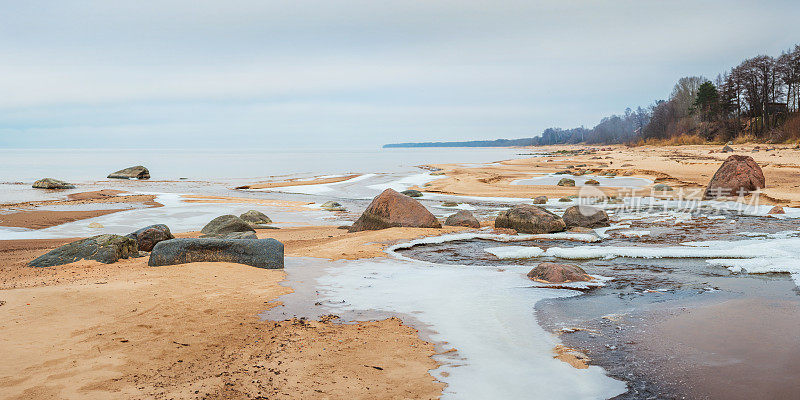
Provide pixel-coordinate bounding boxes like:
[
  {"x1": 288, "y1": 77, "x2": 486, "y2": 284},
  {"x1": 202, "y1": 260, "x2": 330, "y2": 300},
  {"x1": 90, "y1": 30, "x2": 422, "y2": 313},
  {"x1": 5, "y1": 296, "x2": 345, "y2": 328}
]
[
  {"x1": 270, "y1": 245, "x2": 626, "y2": 399},
  {"x1": 512, "y1": 174, "x2": 652, "y2": 188}
]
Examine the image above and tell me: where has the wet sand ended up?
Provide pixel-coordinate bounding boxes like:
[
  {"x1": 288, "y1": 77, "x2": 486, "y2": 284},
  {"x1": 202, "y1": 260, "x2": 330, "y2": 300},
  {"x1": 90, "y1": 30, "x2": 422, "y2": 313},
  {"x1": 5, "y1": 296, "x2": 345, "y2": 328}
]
[
  {"x1": 0, "y1": 224, "x2": 462, "y2": 399},
  {"x1": 652, "y1": 298, "x2": 800, "y2": 400},
  {"x1": 423, "y1": 144, "x2": 800, "y2": 205},
  {"x1": 0, "y1": 191, "x2": 162, "y2": 229},
  {"x1": 235, "y1": 174, "x2": 360, "y2": 190}
]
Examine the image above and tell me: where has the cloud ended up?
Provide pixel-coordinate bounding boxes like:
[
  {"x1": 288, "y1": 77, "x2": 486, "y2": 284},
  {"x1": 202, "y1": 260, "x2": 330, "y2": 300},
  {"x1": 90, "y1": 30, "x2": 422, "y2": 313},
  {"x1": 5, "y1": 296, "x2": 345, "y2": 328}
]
[{"x1": 1, "y1": 0, "x2": 799, "y2": 147}]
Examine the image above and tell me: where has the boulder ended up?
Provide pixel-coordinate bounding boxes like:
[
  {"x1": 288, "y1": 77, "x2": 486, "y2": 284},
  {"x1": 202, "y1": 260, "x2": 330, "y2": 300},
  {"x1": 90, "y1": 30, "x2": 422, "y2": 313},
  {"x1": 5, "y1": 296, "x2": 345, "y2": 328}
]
[
  {"x1": 442, "y1": 201, "x2": 458, "y2": 207},
  {"x1": 28, "y1": 234, "x2": 138, "y2": 267},
  {"x1": 721, "y1": 145, "x2": 734, "y2": 153},
  {"x1": 107, "y1": 165, "x2": 150, "y2": 180},
  {"x1": 200, "y1": 215, "x2": 256, "y2": 236},
  {"x1": 148, "y1": 238, "x2": 284, "y2": 269},
  {"x1": 557, "y1": 178, "x2": 575, "y2": 187},
  {"x1": 704, "y1": 155, "x2": 765, "y2": 198},
  {"x1": 558, "y1": 197, "x2": 573, "y2": 202},
  {"x1": 653, "y1": 183, "x2": 673, "y2": 191},
  {"x1": 532, "y1": 195, "x2": 548, "y2": 205},
  {"x1": 349, "y1": 189, "x2": 441, "y2": 232},
  {"x1": 321, "y1": 201, "x2": 346, "y2": 211},
  {"x1": 201, "y1": 231, "x2": 259, "y2": 239},
  {"x1": 126, "y1": 224, "x2": 174, "y2": 252},
  {"x1": 767, "y1": 206, "x2": 785, "y2": 215},
  {"x1": 444, "y1": 210, "x2": 480, "y2": 229},
  {"x1": 240, "y1": 210, "x2": 272, "y2": 228},
  {"x1": 32, "y1": 178, "x2": 75, "y2": 190},
  {"x1": 562, "y1": 205, "x2": 610, "y2": 228},
  {"x1": 585, "y1": 179, "x2": 600, "y2": 186},
  {"x1": 527, "y1": 262, "x2": 592, "y2": 283},
  {"x1": 401, "y1": 189, "x2": 423, "y2": 198},
  {"x1": 494, "y1": 205, "x2": 566, "y2": 234}
]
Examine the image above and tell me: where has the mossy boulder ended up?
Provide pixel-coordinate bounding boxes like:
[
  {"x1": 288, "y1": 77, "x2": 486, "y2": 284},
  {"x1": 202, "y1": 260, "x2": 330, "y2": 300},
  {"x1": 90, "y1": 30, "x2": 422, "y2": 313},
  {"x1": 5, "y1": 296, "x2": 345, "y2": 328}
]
[{"x1": 28, "y1": 234, "x2": 138, "y2": 267}]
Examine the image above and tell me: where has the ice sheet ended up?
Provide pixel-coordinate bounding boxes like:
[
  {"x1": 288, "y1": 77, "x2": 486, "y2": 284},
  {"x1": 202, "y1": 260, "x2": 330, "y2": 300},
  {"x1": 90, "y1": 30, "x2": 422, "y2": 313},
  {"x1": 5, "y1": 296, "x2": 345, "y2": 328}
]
[{"x1": 311, "y1": 257, "x2": 627, "y2": 399}]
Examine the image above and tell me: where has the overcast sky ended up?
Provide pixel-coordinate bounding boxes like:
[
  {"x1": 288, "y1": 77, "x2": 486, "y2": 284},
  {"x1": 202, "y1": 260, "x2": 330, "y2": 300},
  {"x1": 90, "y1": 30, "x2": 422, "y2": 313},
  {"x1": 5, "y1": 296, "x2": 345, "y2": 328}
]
[{"x1": 1, "y1": 0, "x2": 798, "y2": 148}]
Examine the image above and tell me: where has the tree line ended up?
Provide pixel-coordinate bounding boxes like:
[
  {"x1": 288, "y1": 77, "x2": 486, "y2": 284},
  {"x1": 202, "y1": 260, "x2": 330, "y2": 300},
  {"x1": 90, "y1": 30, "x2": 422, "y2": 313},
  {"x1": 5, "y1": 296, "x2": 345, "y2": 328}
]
[{"x1": 535, "y1": 44, "x2": 800, "y2": 145}]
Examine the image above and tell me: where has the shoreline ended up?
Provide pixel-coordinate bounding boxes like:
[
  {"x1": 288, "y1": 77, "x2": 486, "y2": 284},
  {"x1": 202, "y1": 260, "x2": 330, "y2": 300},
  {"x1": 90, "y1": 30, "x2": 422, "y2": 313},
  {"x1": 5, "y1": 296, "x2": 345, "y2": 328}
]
[{"x1": 2, "y1": 143, "x2": 800, "y2": 398}]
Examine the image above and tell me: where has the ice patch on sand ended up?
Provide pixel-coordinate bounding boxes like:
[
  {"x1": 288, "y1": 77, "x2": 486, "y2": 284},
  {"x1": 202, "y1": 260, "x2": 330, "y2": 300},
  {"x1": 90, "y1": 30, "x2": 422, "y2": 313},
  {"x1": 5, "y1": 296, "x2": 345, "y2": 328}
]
[
  {"x1": 311, "y1": 257, "x2": 627, "y2": 399},
  {"x1": 617, "y1": 230, "x2": 651, "y2": 238},
  {"x1": 250, "y1": 173, "x2": 375, "y2": 195},
  {"x1": 0, "y1": 192, "x2": 332, "y2": 239},
  {"x1": 512, "y1": 173, "x2": 652, "y2": 188},
  {"x1": 485, "y1": 245, "x2": 544, "y2": 259},
  {"x1": 367, "y1": 173, "x2": 436, "y2": 192},
  {"x1": 386, "y1": 231, "x2": 602, "y2": 264},
  {"x1": 486, "y1": 236, "x2": 800, "y2": 286}
]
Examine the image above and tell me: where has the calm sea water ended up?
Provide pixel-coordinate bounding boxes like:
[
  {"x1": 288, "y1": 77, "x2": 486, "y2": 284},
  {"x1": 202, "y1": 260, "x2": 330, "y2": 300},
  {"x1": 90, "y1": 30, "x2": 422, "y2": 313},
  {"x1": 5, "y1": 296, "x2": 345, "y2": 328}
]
[{"x1": 0, "y1": 147, "x2": 525, "y2": 182}]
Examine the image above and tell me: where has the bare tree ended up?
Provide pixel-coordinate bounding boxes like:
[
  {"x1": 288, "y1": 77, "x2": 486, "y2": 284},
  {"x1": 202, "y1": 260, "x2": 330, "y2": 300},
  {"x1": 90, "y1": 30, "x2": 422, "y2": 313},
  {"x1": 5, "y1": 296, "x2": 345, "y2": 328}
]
[{"x1": 670, "y1": 76, "x2": 705, "y2": 118}]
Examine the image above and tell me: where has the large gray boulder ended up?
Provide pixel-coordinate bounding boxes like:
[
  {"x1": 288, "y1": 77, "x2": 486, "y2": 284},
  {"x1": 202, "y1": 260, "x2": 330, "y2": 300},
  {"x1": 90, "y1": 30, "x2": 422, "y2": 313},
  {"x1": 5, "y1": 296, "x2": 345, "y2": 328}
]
[
  {"x1": 148, "y1": 238, "x2": 284, "y2": 269},
  {"x1": 108, "y1": 165, "x2": 150, "y2": 180},
  {"x1": 28, "y1": 234, "x2": 138, "y2": 267},
  {"x1": 494, "y1": 205, "x2": 566, "y2": 234},
  {"x1": 562, "y1": 205, "x2": 610, "y2": 228},
  {"x1": 200, "y1": 215, "x2": 255, "y2": 236},
  {"x1": 32, "y1": 178, "x2": 75, "y2": 190},
  {"x1": 239, "y1": 210, "x2": 272, "y2": 228},
  {"x1": 126, "y1": 224, "x2": 174, "y2": 252},
  {"x1": 444, "y1": 210, "x2": 481, "y2": 229},
  {"x1": 349, "y1": 189, "x2": 441, "y2": 232}
]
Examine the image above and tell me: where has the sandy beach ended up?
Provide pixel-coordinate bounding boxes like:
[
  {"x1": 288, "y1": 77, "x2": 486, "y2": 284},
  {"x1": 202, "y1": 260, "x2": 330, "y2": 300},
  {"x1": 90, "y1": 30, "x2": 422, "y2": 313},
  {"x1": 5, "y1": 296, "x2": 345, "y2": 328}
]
[{"x1": 2, "y1": 144, "x2": 800, "y2": 399}]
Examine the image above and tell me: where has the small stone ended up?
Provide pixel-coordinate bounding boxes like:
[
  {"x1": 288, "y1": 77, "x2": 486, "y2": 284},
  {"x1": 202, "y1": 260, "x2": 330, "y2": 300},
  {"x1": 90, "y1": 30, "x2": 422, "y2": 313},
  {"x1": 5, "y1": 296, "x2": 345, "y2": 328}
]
[
  {"x1": 320, "y1": 201, "x2": 346, "y2": 211},
  {"x1": 527, "y1": 262, "x2": 592, "y2": 283},
  {"x1": 532, "y1": 195, "x2": 548, "y2": 204},
  {"x1": 401, "y1": 190, "x2": 423, "y2": 198},
  {"x1": 767, "y1": 206, "x2": 785, "y2": 214},
  {"x1": 444, "y1": 210, "x2": 480, "y2": 228},
  {"x1": 557, "y1": 178, "x2": 576, "y2": 187}
]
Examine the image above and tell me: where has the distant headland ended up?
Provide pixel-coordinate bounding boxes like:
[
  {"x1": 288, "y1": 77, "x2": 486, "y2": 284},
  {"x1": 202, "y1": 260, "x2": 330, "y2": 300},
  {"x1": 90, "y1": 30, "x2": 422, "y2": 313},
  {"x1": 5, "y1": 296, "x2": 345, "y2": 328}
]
[{"x1": 383, "y1": 138, "x2": 533, "y2": 148}]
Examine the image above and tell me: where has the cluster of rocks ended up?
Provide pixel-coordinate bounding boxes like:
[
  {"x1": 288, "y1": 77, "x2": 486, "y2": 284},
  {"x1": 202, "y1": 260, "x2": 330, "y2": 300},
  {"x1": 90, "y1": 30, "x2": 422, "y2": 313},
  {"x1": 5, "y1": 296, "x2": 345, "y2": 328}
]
[
  {"x1": 29, "y1": 210, "x2": 285, "y2": 270},
  {"x1": 495, "y1": 204, "x2": 608, "y2": 234},
  {"x1": 200, "y1": 210, "x2": 277, "y2": 239},
  {"x1": 32, "y1": 165, "x2": 152, "y2": 190}
]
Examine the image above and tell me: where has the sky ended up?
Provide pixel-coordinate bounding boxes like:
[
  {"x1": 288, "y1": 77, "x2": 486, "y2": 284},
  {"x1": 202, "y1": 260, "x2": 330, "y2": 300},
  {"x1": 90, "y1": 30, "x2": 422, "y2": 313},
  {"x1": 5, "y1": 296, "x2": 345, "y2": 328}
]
[{"x1": 1, "y1": 0, "x2": 799, "y2": 149}]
